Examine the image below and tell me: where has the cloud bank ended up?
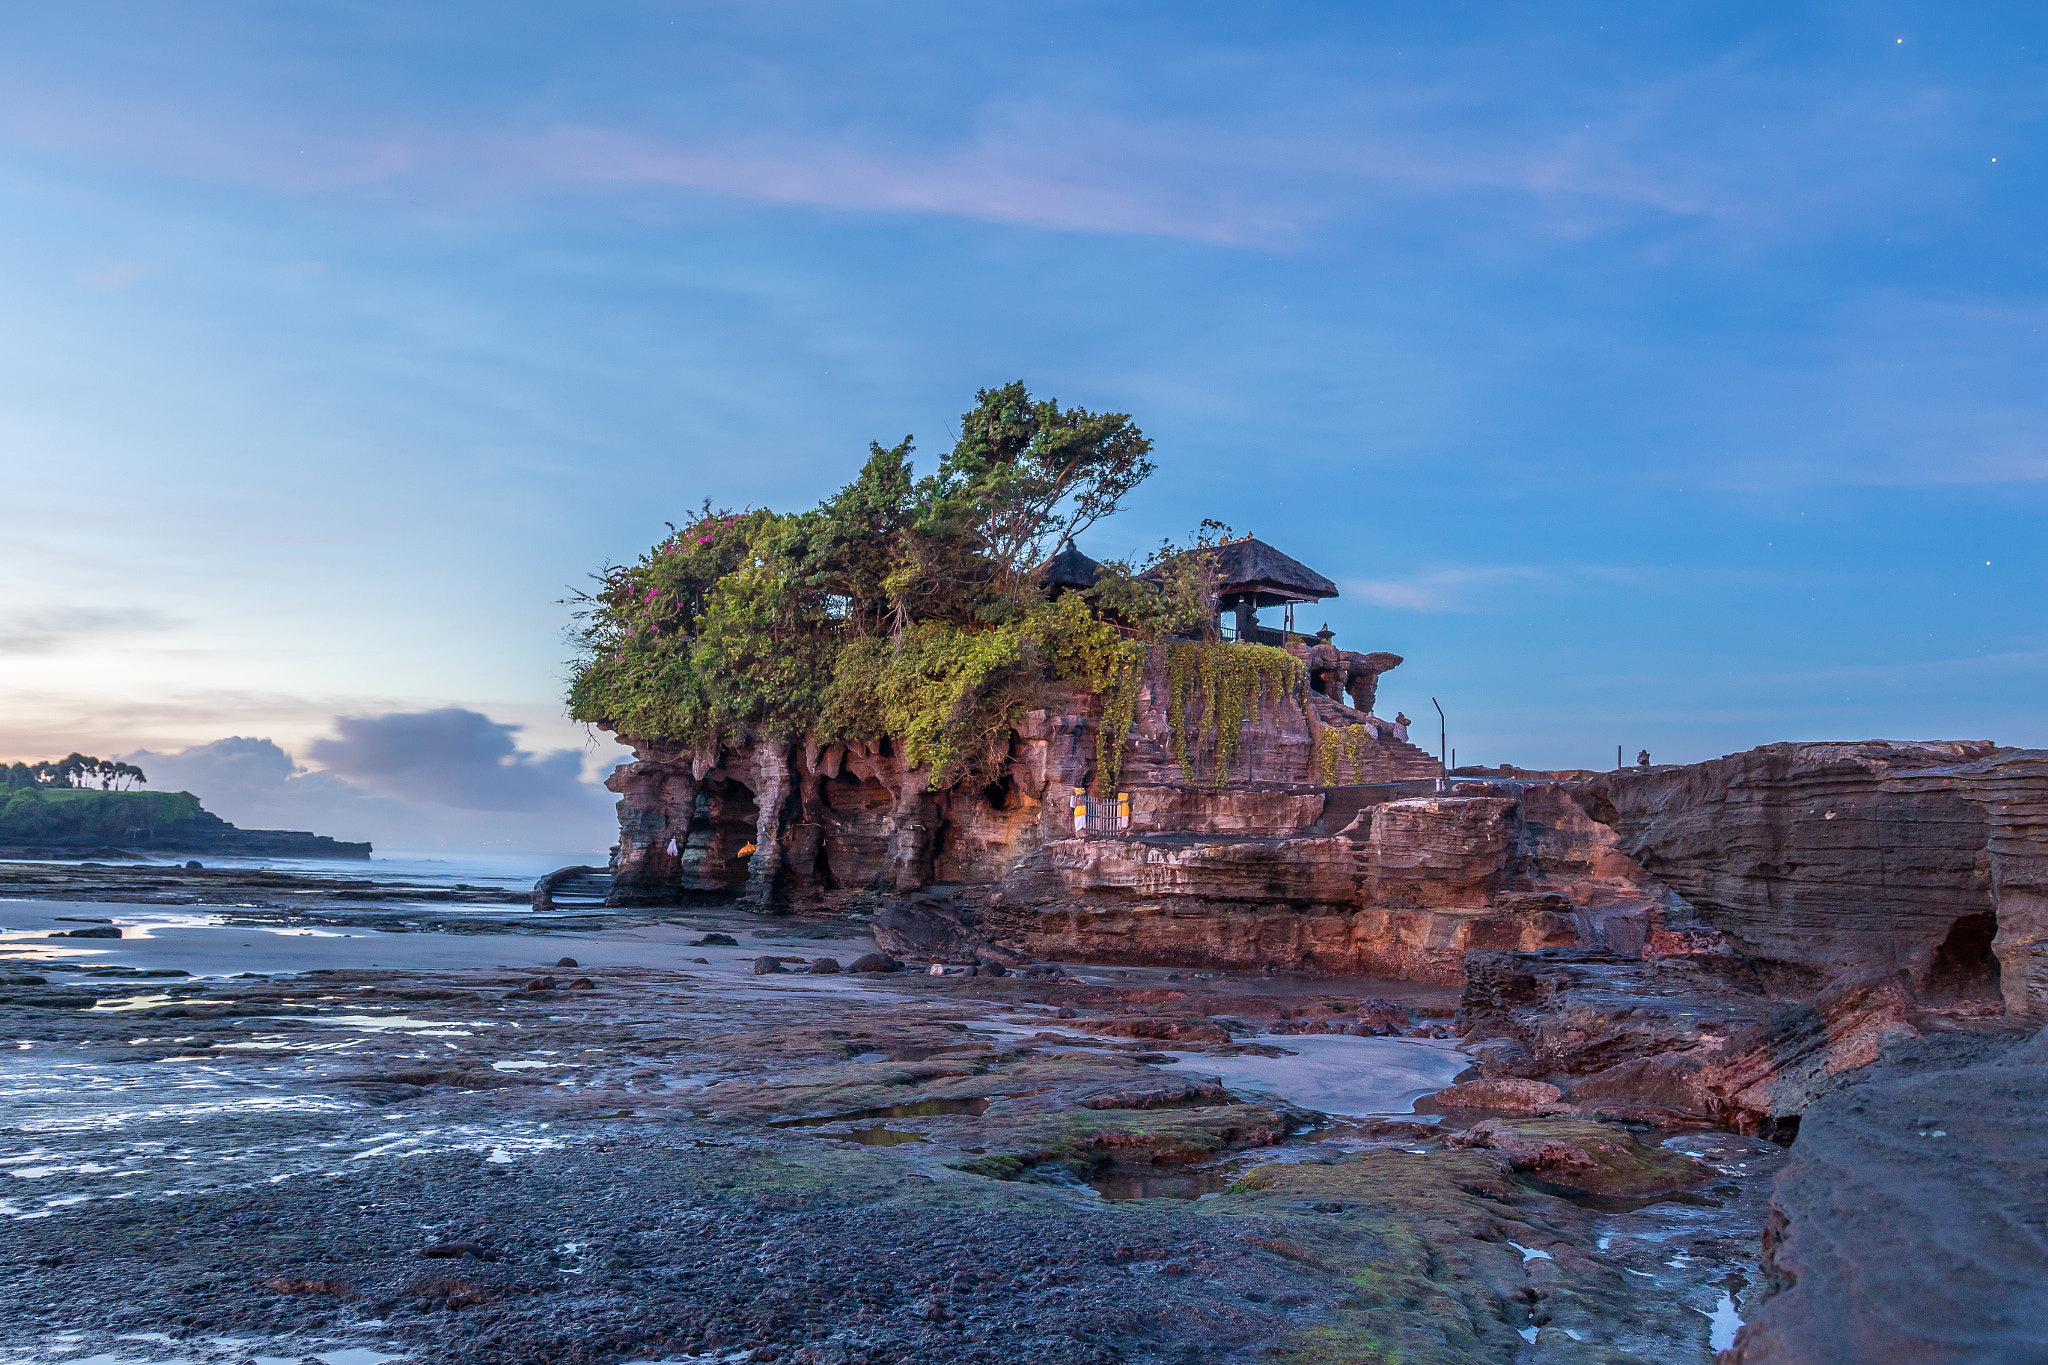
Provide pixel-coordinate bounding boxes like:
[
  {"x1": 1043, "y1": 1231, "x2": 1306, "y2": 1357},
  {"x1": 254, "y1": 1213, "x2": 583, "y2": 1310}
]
[
  {"x1": 304, "y1": 708, "x2": 593, "y2": 813},
  {"x1": 124, "y1": 709, "x2": 619, "y2": 856}
]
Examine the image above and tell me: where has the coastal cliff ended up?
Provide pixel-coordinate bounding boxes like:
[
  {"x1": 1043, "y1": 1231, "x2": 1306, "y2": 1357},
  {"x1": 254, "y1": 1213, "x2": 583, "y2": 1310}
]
[
  {"x1": 1582, "y1": 742, "x2": 2048, "y2": 1020},
  {"x1": 599, "y1": 641, "x2": 1702, "y2": 983},
  {"x1": 0, "y1": 786, "x2": 370, "y2": 859}
]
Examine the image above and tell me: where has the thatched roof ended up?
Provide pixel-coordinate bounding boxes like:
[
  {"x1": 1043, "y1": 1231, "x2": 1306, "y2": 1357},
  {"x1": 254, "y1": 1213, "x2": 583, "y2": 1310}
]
[
  {"x1": 1035, "y1": 542, "x2": 1103, "y2": 592},
  {"x1": 1144, "y1": 537, "x2": 1338, "y2": 607}
]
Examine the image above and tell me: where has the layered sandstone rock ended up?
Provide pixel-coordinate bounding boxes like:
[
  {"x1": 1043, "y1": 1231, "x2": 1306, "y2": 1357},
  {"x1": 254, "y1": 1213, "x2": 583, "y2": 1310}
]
[
  {"x1": 600, "y1": 644, "x2": 1438, "y2": 911},
  {"x1": 1724, "y1": 1028, "x2": 2048, "y2": 1364},
  {"x1": 1583, "y1": 742, "x2": 2048, "y2": 1019},
  {"x1": 598, "y1": 642, "x2": 1676, "y2": 978},
  {"x1": 1452, "y1": 947, "x2": 2011, "y2": 1135}
]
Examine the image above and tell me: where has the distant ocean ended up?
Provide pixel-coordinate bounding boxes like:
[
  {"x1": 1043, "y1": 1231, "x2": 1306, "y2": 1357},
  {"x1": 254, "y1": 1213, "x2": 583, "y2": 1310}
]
[{"x1": 20, "y1": 850, "x2": 604, "y2": 892}]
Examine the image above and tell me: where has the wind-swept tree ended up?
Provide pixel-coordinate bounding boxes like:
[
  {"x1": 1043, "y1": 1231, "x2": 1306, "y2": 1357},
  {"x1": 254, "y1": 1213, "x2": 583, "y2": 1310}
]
[{"x1": 567, "y1": 382, "x2": 1167, "y2": 787}]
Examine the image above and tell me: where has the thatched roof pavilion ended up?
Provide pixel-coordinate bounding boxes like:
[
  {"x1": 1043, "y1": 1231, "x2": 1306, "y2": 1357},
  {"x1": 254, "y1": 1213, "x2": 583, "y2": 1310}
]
[
  {"x1": 1034, "y1": 542, "x2": 1103, "y2": 594},
  {"x1": 1143, "y1": 536, "x2": 1339, "y2": 641}
]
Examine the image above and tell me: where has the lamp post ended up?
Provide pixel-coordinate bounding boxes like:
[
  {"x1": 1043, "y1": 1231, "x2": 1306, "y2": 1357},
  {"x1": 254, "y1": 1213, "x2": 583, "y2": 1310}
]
[{"x1": 1432, "y1": 697, "x2": 1447, "y2": 785}]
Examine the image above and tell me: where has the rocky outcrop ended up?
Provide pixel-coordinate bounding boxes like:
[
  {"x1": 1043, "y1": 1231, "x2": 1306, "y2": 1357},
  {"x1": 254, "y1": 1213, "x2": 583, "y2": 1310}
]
[
  {"x1": 1444, "y1": 1116, "x2": 1714, "y2": 1196},
  {"x1": 1452, "y1": 946, "x2": 2029, "y2": 1136},
  {"x1": 1583, "y1": 742, "x2": 2048, "y2": 1019},
  {"x1": 596, "y1": 641, "x2": 1701, "y2": 979},
  {"x1": 602, "y1": 647, "x2": 1441, "y2": 908},
  {"x1": 984, "y1": 895, "x2": 1653, "y2": 983},
  {"x1": 1723, "y1": 1027, "x2": 2048, "y2": 1364}
]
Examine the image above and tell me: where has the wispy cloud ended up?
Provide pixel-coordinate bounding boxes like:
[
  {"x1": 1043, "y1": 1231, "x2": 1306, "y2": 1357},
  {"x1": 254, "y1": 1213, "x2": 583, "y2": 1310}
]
[
  {"x1": 1341, "y1": 566, "x2": 1555, "y2": 613},
  {"x1": 0, "y1": 72, "x2": 1759, "y2": 247},
  {"x1": 0, "y1": 608, "x2": 176, "y2": 655}
]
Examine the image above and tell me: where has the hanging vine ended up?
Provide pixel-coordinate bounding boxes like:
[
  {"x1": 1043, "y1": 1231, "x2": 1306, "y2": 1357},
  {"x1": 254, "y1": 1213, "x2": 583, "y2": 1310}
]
[
  {"x1": 1164, "y1": 641, "x2": 1305, "y2": 785},
  {"x1": 1091, "y1": 640, "x2": 1148, "y2": 795},
  {"x1": 1312, "y1": 720, "x2": 1381, "y2": 786}
]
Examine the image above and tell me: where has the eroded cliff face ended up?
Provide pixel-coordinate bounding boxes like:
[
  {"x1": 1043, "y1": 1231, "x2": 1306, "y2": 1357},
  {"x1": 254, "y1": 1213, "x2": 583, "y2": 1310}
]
[
  {"x1": 600, "y1": 654, "x2": 1690, "y2": 982},
  {"x1": 1582, "y1": 742, "x2": 2048, "y2": 1019}
]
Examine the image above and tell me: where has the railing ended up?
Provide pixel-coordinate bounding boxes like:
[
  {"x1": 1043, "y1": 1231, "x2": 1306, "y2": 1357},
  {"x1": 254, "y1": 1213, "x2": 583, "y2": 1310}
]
[
  {"x1": 1070, "y1": 788, "x2": 1131, "y2": 835},
  {"x1": 1219, "y1": 622, "x2": 1313, "y2": 646}
]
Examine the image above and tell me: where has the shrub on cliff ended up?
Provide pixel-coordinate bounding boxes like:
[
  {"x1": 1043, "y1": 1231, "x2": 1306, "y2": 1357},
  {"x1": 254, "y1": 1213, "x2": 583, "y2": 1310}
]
[
  {"x1": 569, "y1": 383, "x2": 1187, "y2": 789},
  {"x1": 0, "y1": 788, "x2": 203, "y2": 840}
]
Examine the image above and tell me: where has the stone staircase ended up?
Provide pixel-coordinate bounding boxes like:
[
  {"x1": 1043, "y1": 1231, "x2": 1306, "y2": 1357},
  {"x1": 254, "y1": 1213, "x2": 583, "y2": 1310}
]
[{"x1": 530, "y1": 865, "x2": 614, "y2": 911}]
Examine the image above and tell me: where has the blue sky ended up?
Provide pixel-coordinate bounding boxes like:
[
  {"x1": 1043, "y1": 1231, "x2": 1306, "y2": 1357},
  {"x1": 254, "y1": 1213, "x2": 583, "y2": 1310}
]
[{"x1": 1, "y1": 2, "x2": 2043, "y2": 846}]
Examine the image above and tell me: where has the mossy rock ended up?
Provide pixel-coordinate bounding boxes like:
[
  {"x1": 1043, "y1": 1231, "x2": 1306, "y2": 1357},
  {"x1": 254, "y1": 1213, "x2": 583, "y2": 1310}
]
[
  {"x1": 1447, "y1": 1117, "x2": 1713, "y2": 1197},
  {"x1": 1208, "y1": 1150, "x2": 1715, "y2": 1362},
  {"x1": 952, "y1": 1101, "x2": 1310, "y2": 1181}
]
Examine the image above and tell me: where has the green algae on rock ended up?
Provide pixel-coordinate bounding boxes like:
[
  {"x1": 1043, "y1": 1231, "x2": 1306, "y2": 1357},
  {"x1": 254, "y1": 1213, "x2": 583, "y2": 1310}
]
[
  {"x1": 1446, "y1": 1117, "x2": 1716, "y2": 1198},
  {"x1": 1209, "y1": 1150, "x2": 1719, "y2": 1363}
]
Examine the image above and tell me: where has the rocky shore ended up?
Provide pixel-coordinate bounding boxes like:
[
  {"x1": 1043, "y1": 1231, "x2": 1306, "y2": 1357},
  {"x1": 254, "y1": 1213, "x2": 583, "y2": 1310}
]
[
  {"x1": 7, "y1": 730, "x2": 2047, "y2": 1363},
  {"x1": 4, "y1": 897, "x2": 1778, "y2": 1365}
]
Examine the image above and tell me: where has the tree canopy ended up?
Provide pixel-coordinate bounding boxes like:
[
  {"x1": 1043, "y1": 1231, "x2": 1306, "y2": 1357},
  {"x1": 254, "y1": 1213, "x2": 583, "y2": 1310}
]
[
  {"x1": 567, "y1": 383, "x2": 1218, "y2": 789},
  {"x1": 1, "y1": 754, "x2": 147, "y2": 792}
]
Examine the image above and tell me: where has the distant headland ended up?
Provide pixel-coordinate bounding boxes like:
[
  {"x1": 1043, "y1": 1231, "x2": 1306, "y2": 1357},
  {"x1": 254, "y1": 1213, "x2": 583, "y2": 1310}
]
[{"x1": 0, "y1": 754, "x2": 370, "y2": 859}]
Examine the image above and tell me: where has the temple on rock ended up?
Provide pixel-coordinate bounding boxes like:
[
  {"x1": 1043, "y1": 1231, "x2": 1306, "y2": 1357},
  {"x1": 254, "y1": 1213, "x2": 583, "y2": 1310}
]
[
  {"x1": 1145, "y1": 536, "x2": 1339, "y2": 644},
  {"x1": 587, "y1": 529, "x2": 1473, "y2": 942}
]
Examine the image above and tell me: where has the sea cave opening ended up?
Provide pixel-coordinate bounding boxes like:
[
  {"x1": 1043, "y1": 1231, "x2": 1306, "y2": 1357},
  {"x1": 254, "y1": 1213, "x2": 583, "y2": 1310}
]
[{"x1": 1923, "y1": 911, "x2": 2001, "y2": 1004}]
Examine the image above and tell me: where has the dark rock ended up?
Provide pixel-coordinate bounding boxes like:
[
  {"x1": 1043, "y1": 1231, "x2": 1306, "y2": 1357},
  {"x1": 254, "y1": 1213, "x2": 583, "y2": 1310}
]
[
  {"x1": 690, "y1": 957, "x2": 709, "y2": 964},
  {"x1": 1354, "y1": 998, "x2": 1409, "y2": 1034},
  {"x1": 184, "y1": 860, "x2": 204, "y2": 869},
  {"x1": 808, "y1": 957, "x2": 841, "y2": 974},
  {"x1": 417, "y1": 1242, "x2": 492, "y2": 1260},
  {"x1": 521, "y1": 976, "x2": 557, "y2": 992},
  {"x1": 567, "y1": 978, "x2": 595, "y2": 990},
  {"x1": 694, "y1": 933, "x2": 739, "y2": 947},
  {"x1": 1726, "y1": 1028, "x2": 2048, "y2": 1363},
  {"x1": 752, "y1": 956, "x2": 785, "y2": 975},
  {"x1": 846, "y1": 953, "x2": 901, "y2": 974},
  {"x1": 49, "y1": 925, "x2": 122, "y2": 939},
  {"x1": 872, "y1": 897, "x2": 1026, "y2": 967},
  {"x1": 555, "y1": 957, "x2": 579, "y2": 968},
  {"x1": 1445, "y1": 1117, "x2": 1712, "y2": 1196}
]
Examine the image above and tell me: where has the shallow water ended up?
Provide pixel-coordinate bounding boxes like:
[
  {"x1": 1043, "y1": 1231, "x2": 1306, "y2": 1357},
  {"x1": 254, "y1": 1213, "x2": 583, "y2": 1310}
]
[
  {"x1": 1159, "y1": 1034, "x2": 1468, "y2": 1119},
  {"x1": 0, "y1": 903, "x2": 878, "y2": 983}
]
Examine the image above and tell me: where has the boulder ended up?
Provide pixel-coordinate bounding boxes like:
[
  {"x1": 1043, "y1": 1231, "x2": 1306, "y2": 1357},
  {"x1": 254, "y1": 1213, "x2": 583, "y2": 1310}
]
[
  {"x1": 751, "y1": 956, "x2": 784, "y2": 975},
  {"x1": 846, "y1": 953, "x2": 900, "y2": 973},
  {"x1": 1428, "y1": 1078, "x2": 1565, "y2": 1112},
  {"x1": 1445, "y1": 1116, "x2": 1712, "y2": 1196},
  {"x1": 872, "y1": 895, "x2": 1024, "y2": 965},
  {"x1": 1355, "y1": 998, "x2": 1411, "y2": 1034},
  {"x1": 693, "y1": 933, "x2": 739, "y2": 947},
  {"x1": 1459, "y1": 948, "x2": 1928, "y2": 1134},
  {"x1": 49, "y1": 925, "x2": 122, "y2": 939},
  {"x1": 808, "y1": 957, "x2": 841, "y2": 974}
]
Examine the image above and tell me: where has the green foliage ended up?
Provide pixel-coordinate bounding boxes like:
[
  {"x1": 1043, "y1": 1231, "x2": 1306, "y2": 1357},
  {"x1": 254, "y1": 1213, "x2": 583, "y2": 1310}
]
[
  {"x1": 0, "y1": 788, "x2": 201, "y2": 840},
  {"x1": 566, "y1": 383, "x2": 1164, "y2": 790},
  {"x1": 1089, "y1": 643, "x2": 1147, "y2": 797},
  {"x1": 1312, "y1": 721, "x2": 1378, "y2": 786},
  {"x1": 3, "y1": 755, "x2": 147, "y2": 791},
  {"x1": 1163, "y1": 640, "x2": 1306, "y2": 785},
  {"x1": 938, "y1": 381, "x2": 1155, "y2": 589}
]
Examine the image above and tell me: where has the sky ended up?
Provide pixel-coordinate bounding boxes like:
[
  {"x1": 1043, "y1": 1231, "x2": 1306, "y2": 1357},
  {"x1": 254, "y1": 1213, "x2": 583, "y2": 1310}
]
[{"x1": 1, "y1": 2, "x2": 2044, "y2": 852}]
